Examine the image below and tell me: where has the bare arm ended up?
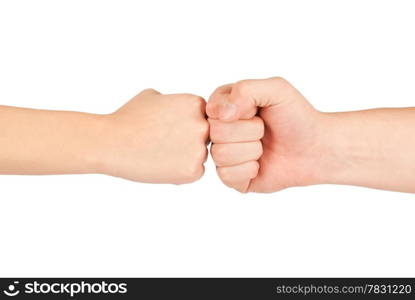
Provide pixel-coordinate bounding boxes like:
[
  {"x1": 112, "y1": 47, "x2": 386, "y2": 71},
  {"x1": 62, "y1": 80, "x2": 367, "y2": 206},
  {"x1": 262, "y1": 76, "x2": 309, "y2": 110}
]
[
  {"x1": 319, "y1": 108, "x2": 415, "y2": 193},
  {"x1": 0, "y1": 89, "x2": 209, "y2": 184},
  {"x1": 0, "y1": 105, "x2": 105, "y2": 174}
]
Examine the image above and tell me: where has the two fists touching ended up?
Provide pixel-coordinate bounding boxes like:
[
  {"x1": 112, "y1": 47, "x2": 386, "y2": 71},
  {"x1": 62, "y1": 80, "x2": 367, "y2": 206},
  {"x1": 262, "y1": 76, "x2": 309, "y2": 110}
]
[
  {"x1": 105, "y1": 77, "x2": 322, "y2": 193},
  {"x1": 1, "y1": 77, "x2": 412, "y2": 193}
]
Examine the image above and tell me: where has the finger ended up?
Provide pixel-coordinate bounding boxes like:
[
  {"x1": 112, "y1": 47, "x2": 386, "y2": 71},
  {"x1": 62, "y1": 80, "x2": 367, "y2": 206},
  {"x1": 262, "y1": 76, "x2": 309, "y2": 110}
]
[
  {"x1": 207, "y1": 77, "x2": 297, "y2": 121},
  {"x1": 206, "y1": 84, "x2": 236, "y2": 120},
  {"x1": 185, "y1": 94, "x2": 207, "y2": 120},
  {"x1": 217, "y1": 161, "x2": 259, "y2": 193},
  {"x1": 208, "y1": 116, "x2": 264, "y2": 144},
  {"x1": 211, "y1": 141, "x2": 262, "y2": 167}
]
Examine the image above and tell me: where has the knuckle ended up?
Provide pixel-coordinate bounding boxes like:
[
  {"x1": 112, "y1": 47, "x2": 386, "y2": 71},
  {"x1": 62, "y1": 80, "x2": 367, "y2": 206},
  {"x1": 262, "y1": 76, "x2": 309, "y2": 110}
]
[
  {"x1": 210, "y1": 144, "x2": 228, "y2": 165},
  {"x1": 184, "y1": 94, "x2": 206, "y2": 107},
  {"x1": 254, "y1": 141, "x2": 264, "y2": 157},
  {"x1": 209, "y1": 122, "x2": 226, "y2": 143},
  {"x1": 141, "y1": 88, "x2": 158, "y2": 94},
  {"x1": 198, "y1": 120, "x2": 209, "y2": 136},
  {"x1": 252, "y1": 117, "x2": 265, "y2": 139},
  {"x1": 248, "y1": 161, "x2": 260, "y2": 178},
  {"x1": 217, "y1": 167, "x2": 232, "y2": 184},
  {"x1": 138, "y1": 88, "x2": 161, "y2": 97},
  {"x1": 236, "y1": 186, "x2": 249, "y2": 194},
  {"x1": 234, "y1": 80, "x2": 253, "y2": 96},
  {"x1": 191, "y1": 121, "x2": 209, "y2": 144},
  {"x1": 190, "y1": 165, "x2": 205, "y2": 182},
  {"x1": 196, "y1": 146, "x2": 208, "y2": 162},
  {"x1": 210, "y1": 144, "x2": 219, "y2": 158},
  {"x1": 180, "y1": 164, "x2": 204, "y2": 184},
  {"x1": 269, "y1": 76, "x2": 290, "y2": 88}
]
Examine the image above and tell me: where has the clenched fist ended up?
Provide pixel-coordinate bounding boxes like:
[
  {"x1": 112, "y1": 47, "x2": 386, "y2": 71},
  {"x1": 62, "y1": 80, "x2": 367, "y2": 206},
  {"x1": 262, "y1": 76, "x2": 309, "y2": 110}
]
[
  {"x1": 207, "y1": 77, "x2": 324, "y2": 193},
  {"x1": 101, "y1": 89, "x2": 209, "y2": 184}
]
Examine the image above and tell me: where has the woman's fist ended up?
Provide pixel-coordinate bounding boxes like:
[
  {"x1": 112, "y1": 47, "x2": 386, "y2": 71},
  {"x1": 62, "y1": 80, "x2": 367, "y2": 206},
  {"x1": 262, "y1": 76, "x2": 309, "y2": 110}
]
[{"x1": 100, "y1": 89, "x2": 209, "y2": 184}]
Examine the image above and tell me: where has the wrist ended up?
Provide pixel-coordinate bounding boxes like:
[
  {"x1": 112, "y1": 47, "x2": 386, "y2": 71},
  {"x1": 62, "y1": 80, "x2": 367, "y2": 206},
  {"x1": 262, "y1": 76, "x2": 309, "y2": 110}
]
[
  {"x1": 80, "y1": 113, "x2": 113, "y2": 175},
  {"x1": 89, "y1": 112, "x2": 148, "y2": 181}
]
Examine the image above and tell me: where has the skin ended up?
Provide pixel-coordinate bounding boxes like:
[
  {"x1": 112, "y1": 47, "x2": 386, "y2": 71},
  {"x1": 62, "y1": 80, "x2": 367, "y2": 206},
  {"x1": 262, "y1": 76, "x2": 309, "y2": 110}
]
[
  {"x1": 0, "y1": 88, "x2": 209, "y2": 184},
  {"x1": 1, "y1": 79, "x2": 415, "y2": 193},
  {"x1": 207, "y1": 77, "x2": 415, "y2": 193}
]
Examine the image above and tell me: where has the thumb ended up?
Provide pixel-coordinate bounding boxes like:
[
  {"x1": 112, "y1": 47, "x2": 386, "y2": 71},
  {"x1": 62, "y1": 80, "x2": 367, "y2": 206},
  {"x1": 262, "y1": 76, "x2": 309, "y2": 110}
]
[
  {"x1": 206, "y1": 77, "x2": 296, "y2": 121},
  {"x1": 206, "y1": 84, "x2": 241, "y2": 121}
]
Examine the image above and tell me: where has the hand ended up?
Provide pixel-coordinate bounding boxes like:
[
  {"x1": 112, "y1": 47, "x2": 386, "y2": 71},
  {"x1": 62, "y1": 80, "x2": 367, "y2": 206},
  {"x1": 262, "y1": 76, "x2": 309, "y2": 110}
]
[
  {"x1": 100, "y1": 89, "x2": 209, "y2": 184},
  {"x1": 207, "y1": 77, "x2": 325, "y2": 193}
]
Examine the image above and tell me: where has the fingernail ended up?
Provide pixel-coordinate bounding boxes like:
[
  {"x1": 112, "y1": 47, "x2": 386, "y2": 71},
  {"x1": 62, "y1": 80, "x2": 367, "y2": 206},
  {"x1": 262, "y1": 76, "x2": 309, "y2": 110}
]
[{"x1": 219, "y1": 103, "x2": 237, "y2": 120}]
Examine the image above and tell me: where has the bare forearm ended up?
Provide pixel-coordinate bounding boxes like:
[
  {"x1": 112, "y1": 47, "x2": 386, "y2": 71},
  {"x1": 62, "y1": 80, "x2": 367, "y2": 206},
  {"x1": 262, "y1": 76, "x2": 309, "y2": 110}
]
[
  {"x1": 0, "y1": 105, "x2": 106, "y2": 175},
  {"x1": 0, "y1": 90, "x2": 208, "y2": 184},
  {"x1": 317, "y1": 108, "x2": 415, "y2": 192}
]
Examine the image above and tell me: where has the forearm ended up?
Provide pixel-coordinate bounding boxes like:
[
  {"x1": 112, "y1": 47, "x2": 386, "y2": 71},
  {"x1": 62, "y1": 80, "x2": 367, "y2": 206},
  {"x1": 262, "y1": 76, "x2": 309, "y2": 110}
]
[
  {"x1": 0, "y1": 105, "x2": 106, "y2": 175},
  {"x1": 0, "y1": 90, "x2": 208, "y2": 184},
  {"x1": 317, "y1": 108, "x2": 415, "y2": 192}
]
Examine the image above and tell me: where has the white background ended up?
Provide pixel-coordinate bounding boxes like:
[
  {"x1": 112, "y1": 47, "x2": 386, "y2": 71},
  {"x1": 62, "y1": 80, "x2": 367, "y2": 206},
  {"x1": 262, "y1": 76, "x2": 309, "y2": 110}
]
[{"x1": 0, "y1": 0, "x2": 414, "y2": 277}]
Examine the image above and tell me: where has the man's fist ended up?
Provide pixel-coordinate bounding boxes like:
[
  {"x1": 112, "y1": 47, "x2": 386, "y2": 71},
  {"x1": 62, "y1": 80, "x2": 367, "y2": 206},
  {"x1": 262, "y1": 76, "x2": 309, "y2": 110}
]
[
  {"x1": 207, "y1": 77, "x2": 325, "y2": 193},
  {"x1": 100, "y1": 89, "x2": 209, "y2": 184}
]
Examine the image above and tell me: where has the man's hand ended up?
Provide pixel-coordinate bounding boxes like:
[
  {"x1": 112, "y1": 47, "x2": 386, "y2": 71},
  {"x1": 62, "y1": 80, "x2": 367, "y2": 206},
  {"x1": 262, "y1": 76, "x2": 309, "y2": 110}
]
[
  {"x1": 101, "y1": 89, "x2": 209, "y2": 184},
  {"x1": 207, "y1": 77, "x2": 325, "y2": 193}
]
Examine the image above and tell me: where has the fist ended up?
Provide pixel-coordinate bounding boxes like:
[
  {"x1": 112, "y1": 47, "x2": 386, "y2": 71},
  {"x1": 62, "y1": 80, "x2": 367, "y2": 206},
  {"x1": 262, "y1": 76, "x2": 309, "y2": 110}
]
[
  {"x1": 101, "y1": 89, "x2": 209, "y2": 184},
  {"x1": 207, "y1": 77, "x2": 324, "y2": 193}
]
